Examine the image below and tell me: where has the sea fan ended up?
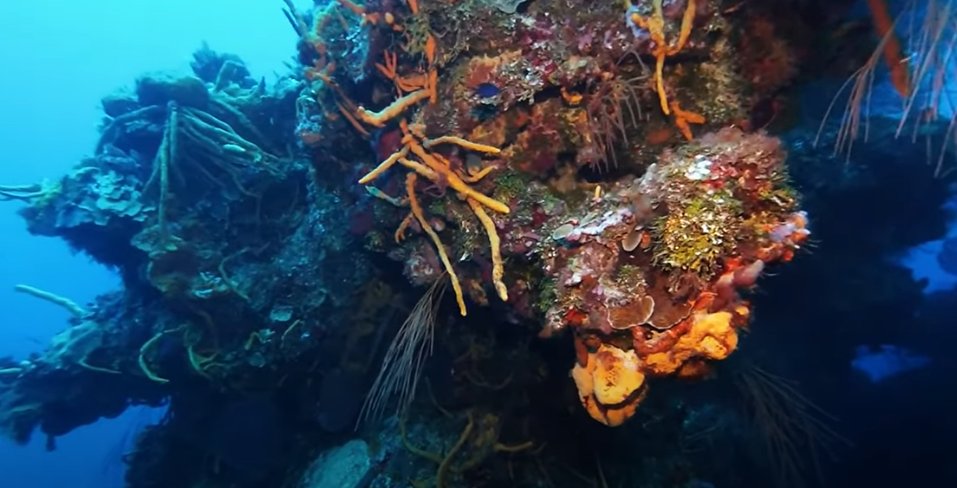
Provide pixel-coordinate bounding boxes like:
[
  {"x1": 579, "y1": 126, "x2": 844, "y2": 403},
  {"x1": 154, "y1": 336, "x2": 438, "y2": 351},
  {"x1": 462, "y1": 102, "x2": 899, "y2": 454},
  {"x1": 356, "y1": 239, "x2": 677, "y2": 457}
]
[{"x1": 356, "y1": 276, "x2": 447, "y2": 426}]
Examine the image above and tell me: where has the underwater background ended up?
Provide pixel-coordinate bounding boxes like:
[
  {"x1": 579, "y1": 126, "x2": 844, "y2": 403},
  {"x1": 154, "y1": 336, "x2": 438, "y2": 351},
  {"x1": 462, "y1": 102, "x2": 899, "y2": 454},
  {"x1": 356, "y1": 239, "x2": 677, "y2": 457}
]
[
  {"x1": 0, "y1": 0, "x2": 955, "y2": 487},
  {"x1": 0, "y1": 1, "x2": 307, "y2": 486}
]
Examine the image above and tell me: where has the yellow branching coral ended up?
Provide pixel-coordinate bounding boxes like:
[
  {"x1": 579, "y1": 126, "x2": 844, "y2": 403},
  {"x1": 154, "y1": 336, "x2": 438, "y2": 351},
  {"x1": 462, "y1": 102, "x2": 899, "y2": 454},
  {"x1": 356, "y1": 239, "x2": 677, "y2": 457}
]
[
  {"x1": 403, "y1": 137, "x2": 510, "y2": 214},
  {"x1": 467, "y1": 198, "x2": 508, "y2": 302},
  {"x1": 376, "y1": 50, "x2": 432, "y2": 95},
  {"x1": 360, "y1": 122, "x2": 510, "y2": 316},
  {"x1": 353, "y1": 31, "x2": 510, "y2": 315},
  {"x1": 424, "y1": 136, "x2": 502, "y2": 154},
  {"x1": 358, "y1": 146, "x2": 409, "y2": 184},
  {"x1": 356, "y1": 89, "x2": 431, "y2": 127},
  {"x1": 14, "y1": 284, "x2": 86, "y2": 317},
  {"x1": 406, "y1": 173, "x2": 467, "y2": 315},
  {"x1": 138, "y1": 326, "x2": 186, "y2": 384},
  {"x1": 670, "y1": 101, "x2": 706, "y2": 141},
  {"x1": 630, "y1": 0, "x2": 695, "y2": 115},
  {"x1": 630, "y1": 0, "x2": 706, "y2": 139}
]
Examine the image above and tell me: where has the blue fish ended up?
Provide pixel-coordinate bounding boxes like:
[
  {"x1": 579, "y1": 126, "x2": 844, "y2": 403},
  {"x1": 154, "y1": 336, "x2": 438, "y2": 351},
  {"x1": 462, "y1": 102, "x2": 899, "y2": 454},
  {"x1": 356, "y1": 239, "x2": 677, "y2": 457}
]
[{"x1": 475, "y1": 82, "x2": 500, "y2": 98}]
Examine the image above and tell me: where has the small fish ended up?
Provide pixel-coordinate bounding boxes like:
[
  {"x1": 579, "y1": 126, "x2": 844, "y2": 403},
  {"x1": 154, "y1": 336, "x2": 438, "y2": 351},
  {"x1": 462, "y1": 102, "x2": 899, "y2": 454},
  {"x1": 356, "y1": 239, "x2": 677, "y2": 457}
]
[{"x1": 475, "y1": 82, "x2": 500, "y2": 98}]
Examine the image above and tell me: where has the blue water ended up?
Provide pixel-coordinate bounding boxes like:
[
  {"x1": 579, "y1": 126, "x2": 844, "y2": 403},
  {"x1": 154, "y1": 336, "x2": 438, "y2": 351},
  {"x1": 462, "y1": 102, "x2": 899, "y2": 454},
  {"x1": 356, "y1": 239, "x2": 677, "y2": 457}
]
[{"x1": 0, "y1": 1, "x2": 308, "y2": 485}]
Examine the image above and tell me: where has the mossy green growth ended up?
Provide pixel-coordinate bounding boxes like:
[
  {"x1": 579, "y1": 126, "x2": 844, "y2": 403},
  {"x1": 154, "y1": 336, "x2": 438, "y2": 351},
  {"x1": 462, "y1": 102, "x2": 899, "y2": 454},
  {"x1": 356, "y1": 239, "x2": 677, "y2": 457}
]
[
  {"x1": 615, "y1": 263, "x2": 645, "y2": 289},
  {"x1": 537, "y1": 190, "x2": 564, "y2": 215},
  {"x1": 652, "y1": 189, "x2": 742, "y2": 277},
  {"x1": 31, "y1": 178, "x2": 64, "y2": 210},
  {"x1": 534, "y1": 277, "x2": 557, "y2": 315},
  {"x1": 493, "y1": 170, "x2": 529, "y2": 202},
  {"x1": 402, "y1": 14, "x2": 433, "y2": 58},
  {"x1": 427, "y1": 199, "x2": 447, "y2": 217}
]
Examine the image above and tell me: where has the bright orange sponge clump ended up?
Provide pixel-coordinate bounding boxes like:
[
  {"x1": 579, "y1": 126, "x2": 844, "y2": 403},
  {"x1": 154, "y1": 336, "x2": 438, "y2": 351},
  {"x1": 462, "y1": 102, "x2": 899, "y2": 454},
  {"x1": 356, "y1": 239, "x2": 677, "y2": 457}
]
[
  {"x1": 570, "y1": 310, "x2": 739, "y2": 426},
  {"x1": 642, "y1": 311, "x2": 738, "y2": 376},
  {"x1": 572, "y1": 344, "x2": 648, "y2": 427}
]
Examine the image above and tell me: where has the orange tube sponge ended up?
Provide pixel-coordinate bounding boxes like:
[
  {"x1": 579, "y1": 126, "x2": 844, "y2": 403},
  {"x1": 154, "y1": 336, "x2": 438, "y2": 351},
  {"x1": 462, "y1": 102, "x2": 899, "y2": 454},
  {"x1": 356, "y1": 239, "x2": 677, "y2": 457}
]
[
  {"x1": 356, "y1": 89, "x2": 431, "y2": 127},
  {"x1": 406, "y1": 173, "x2": 468, "y2": 316},
  {"x1": 468, "y1": 198, "x2": 508, "y2": 302}
]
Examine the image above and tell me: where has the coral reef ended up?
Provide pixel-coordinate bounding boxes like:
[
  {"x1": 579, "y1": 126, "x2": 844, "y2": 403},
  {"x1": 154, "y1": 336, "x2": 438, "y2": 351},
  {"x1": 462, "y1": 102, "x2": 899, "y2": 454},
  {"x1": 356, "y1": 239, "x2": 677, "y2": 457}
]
[
  {"x1": 286, "y1": 0, "x2": 811, "y2": 429},
  {"x1": 3, "y1": 0, "x2": 953, "y2": 487}
]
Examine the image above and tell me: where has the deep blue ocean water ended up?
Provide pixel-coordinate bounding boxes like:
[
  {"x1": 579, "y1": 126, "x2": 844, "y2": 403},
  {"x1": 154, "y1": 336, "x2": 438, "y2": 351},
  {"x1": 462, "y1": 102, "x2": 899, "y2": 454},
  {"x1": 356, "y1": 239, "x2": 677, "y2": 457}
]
[{"x1": 0, "y1": 2, "x2": 309, "y2": 486}]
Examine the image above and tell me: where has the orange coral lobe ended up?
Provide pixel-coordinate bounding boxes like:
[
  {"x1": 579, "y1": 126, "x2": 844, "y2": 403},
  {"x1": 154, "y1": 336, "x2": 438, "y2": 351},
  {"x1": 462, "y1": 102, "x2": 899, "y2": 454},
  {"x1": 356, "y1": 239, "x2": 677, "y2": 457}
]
[
  {"x1": 427, "y1": 68, "x2": 438, "y2": 104},
  {"x1": 561, "y1": 86, "x2": 583, "y2": 106},
  {"x1": 425, "y1": 34, "x2": 437, "y2": 66},
  {"x1": 670, "y1": 102, "x2": 706, "y2": 140},
  {"x1": 642, "y1": 312, "x2": 738, "y2": 376}
]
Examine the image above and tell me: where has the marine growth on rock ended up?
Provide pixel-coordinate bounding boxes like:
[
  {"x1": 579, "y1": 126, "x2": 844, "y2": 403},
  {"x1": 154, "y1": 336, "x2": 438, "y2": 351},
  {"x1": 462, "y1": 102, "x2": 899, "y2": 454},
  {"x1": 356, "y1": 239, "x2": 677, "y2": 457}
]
[{"x1": 7, "y1": 0, "x2": 936, "y2": 486}]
